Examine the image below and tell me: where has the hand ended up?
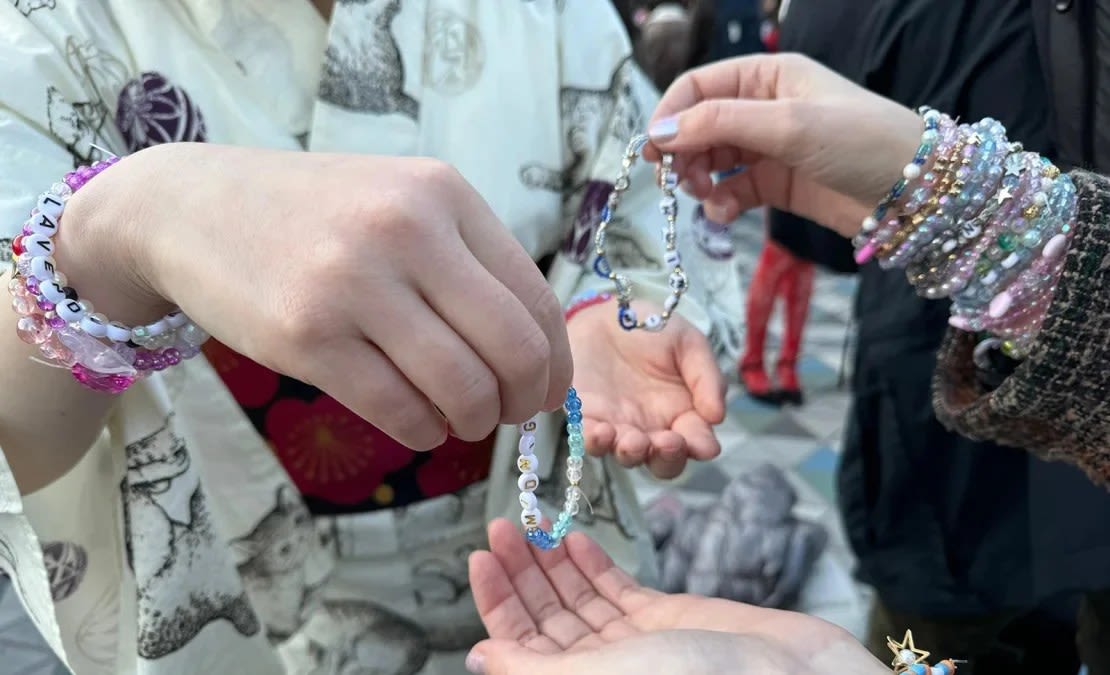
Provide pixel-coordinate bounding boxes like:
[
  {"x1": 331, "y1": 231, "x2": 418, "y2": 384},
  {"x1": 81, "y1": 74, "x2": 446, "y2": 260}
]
[
  {"x1": 64, "y1": 143, "x2": 573, "y2": 450},
  {"x1": 568, "y1": 299, "x2": 725, "y2": 479},
  {"x1": 466, "y1": 519, "x2": 887, "y2": 675},
  {"x1": 643, "y1": 53, "x2": 923, "y2": 236}
]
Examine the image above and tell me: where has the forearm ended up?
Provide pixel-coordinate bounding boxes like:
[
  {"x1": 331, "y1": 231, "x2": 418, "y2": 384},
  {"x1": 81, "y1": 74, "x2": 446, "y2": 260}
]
[{"x1": 1, "y1": 159, "x2": 170, "y2": 494}]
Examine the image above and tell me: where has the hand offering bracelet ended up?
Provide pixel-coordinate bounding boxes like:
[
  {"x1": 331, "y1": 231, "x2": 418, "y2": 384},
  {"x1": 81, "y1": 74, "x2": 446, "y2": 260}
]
[
  {"x1": 592, "y1": 134, "x2": 688, "y2": 331},
  {"x1": 6, "y1": 155, "x2": 208, "y2": 393}
]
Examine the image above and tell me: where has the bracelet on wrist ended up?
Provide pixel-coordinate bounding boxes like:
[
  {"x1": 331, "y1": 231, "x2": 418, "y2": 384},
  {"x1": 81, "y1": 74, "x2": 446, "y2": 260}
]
[
  {"x1": 6, "y1": 157, "x2": 208, "y2": 394},
  {"x1": 564, "y1": 290, "x2": 614, "y2": 323},
  {"x1": 854, "y1": 108, "x2": 1076, "y2": 366}
]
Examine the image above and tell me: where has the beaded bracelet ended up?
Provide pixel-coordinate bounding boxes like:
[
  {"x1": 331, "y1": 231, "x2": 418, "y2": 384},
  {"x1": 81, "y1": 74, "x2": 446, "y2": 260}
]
[
  {"x1": 887, "y1": 630, "x2": 961, "y2": 675},
  {"x1": 853, "y1": 109, "x2": 1077, "y2": 363},
  {"x1": 517, "y1": 387, "x2": 586, "y2": 550},
  {"x1": 6, "y1": 158, "x2": 207, "y2": 393},
  {"x1": 593, "y1": 134, "x2": 687, "y2": 332}
]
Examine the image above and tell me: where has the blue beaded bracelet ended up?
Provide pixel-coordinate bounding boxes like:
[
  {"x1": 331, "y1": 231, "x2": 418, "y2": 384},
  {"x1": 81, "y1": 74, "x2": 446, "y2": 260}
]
[{"x1": 517, "y1": 387, "x2": 586, "y2": 550}]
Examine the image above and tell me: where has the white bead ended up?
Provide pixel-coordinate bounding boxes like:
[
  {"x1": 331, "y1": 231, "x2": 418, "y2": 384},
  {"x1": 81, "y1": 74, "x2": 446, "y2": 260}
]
[
  {"x1": 520, "y1": 418, "x2": 539, "y2": 434},
  {"x1": 982, "y1": 270, "x2": 998, "y2": 285},
  {"x1": 518, "y1": 491, "x2": 538, "y2": 510},
  {"x1": 146, "y1": 319, "x2": 169, "y2": 336},
  {"x1": 517, "y1": 472, "x2": 539, "y2": 492},
  {"x1": 39, "y1": 279, "x2": 66, "y2": 303},
  {"x1": 77, "y1": 299, "x2": 94, "y2": 315},
  {"x1": 51, "y1": 271, "x2": 67, "y2": 287},
  {"x1": 518, "y1": 433, "x2": 536, "y2": 455},
  {"x1": 643, "y1": 314, "x2": 664, "y2": 331},
  {"x1": 30, "y1": 256, "x2": 57, "y2": 281},
  {"x1": 36, "y1": 193, "x2": 65, "y2": 220},
  {"x1": 861, "y1": 216, "x2": 879, "y2": 232},
  {"x1": 663, "y1": 249, "x2": 681, "y2": 268},
  {"x1": 566, "y1": 466, "x2": 582, "y2": 483},
  {"x1": 565, "y1": 500, "x2": 580, "y2": 516},
  {"x1": 517, "y1": 454, "x2": 539, "y2": 473},
  {"x1": 566, "y1": 456, "x2": 584, "y2": 470},
  {"x1": 55, "y1": 298, "x2": 85, "y2": 323},
  {"x1": 520, "y1": 508, "x2": 542, "y2": 529},
  {"x1": 28, "y1": 210, "x2": 59, "y2": 237},
  {"x1": 902, "y1": 163, "x2": 922, "y2": 180},
  {"x1": 663, "y1": 294, "x2": 679, "y2": 313},
  {"x1": 22, "y1": 234, "x2": 54, "y2": 257},
  {"x1": 81, "y1": 312, "x2": 109, "y2": 338},
  {"x1": 941, "y1": 239, "x2": 958, "y2": 253},
  {"x1": 1043, "y1": 234, "x2": 1068, "y2": 259},
  {"x1": 1033, "y1": 192, "x2": 1048, "y2": 206},
  {"x1": 165, "y1": 310, "x2": 189, "y2": 328},
  {"x1": 1000, "y1": 253, "x2": 1020, "y2": 269},
  {"x1": 106, "y1": 321, "x2": 132, "y2": 343},
  {"x1": 50, "y1": 182, "x2": 72, "y2": 198}
]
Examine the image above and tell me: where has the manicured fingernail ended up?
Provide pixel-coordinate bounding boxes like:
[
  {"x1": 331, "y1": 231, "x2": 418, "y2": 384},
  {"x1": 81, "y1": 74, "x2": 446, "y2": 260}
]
[
  {"x1": 715, "y1": 165, "x2": 747, "y2": 180},
  {"x1": 465, "y1": 651, "x2": 486, "y2": 674},
  {"x1": 649, "y1": 115, "x2": 678, "y2": 141}
]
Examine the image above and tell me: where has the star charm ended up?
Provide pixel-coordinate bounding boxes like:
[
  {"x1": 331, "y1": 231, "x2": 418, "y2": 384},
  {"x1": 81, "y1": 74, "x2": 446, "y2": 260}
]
[
  {"x1": 887, "y1": 630, "x2": 930, "y2": 672},
  {"x1": 996, "y1": 186, "x2": 1014, "y2": 204},
  {"x1": 969, "y1": 132, "x2": 984, "y2": 145},
  {"x1": 1004, "y1": 155, "x2": 1023, "y2": 177}
]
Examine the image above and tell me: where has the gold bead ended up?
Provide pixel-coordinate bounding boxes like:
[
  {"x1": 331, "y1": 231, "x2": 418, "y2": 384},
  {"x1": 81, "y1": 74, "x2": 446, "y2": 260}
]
[{"x1": 1023, "y1": 205, "x2": 1041, "y2": 219}]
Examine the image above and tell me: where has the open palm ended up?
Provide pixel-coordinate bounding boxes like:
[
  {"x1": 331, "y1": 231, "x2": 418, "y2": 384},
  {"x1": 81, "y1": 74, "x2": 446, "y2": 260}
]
[
  {"x1": 467, "y1": 519, "x2": 887, "y2": 675},
  {"x1": 568, "y1": 300, "x2": 725, "y2": 479}
]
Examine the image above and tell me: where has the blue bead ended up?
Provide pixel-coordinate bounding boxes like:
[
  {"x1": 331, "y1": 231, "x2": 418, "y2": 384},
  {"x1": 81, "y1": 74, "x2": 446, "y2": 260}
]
[
  {"x1": 526, "y1": 528, "x2": 559, "y2": 550},
  {"x1": 618, "y1": 306, "x2": 637, "y2": 331},
  {"x1": 564, "y1": 396, "x2": 581, "y2": 412},
  {"x1": 566, "y1": 410, "x2": 582, "y2": 424},
  {"x1": 599, "y1": 205, "x2": 611, "y2": 222},
  {"x1": 593, "y1": 255, "x2": 611, "y2": 278}
]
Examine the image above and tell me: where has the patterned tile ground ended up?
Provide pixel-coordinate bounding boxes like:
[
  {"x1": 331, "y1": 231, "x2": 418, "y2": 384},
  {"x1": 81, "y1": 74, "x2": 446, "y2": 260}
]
[{"x1": 630, "y1": 210, "x2": 873, "y2": 638}]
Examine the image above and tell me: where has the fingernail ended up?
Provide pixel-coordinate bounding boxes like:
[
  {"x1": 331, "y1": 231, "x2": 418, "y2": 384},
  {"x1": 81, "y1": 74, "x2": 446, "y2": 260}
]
[
  {"x1": 465, "y1": 651, "x2": 486, "y2": 674},
  {"x1": 715, "y1": 165, "x2": 747, "y2": 180},
  {"x1": 648, "y1": 115, "x2": 678, "y2": 141}
]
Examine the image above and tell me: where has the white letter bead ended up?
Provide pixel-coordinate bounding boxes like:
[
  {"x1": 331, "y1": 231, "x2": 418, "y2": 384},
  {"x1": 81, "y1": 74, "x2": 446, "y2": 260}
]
[
  {"x1": 664, "y1": 294, "x2": 679, "y2": 313},
  {"x1": 105, "y1": 321, "x2": 132, "y2": 343},
  {"x1": 644, "y1": 314, "x2": 664, "y2": 331},
  {"x1": 23, "y1": 234, "x2": 54, "y2": 257},
  {"x1": 36, "y1": 193, "x2": 65, "y2": 220},
  {"x1": 518, "y1": 433, "x2": 536, "y2": 455},
  {"x1": 165, "y1": 310, "x2": 188, "y2": 328},
  {"x1": 517, "y1": 454, "x2": 538, "y2": 473},
  {"x1": 29, "y1": 211, "x2": 59, "y2": 236},
  {"x1": 146, "y1": 319, "x2": 169, "y2": 336},
  {"x1": 40, "y1": 279, "x2": 66, "y2": 303},
  {"x1": 521, "y1": 508, "x2": 542, "y2": 528},
  {"x1": 517, "y1": 472, "x2": 539, "y2": 492},
  {"x1": 81, "y1": 313, "x2": 109, "y2": 338},
  {"x1": 30, "y1": 256, "x2": 57, "y2": 281},
  {"x1": 664, "y1": 250, "x2": 682, "y2": 268},
  {"x1": 56, "y1": 299, "x2": 85, "y2": 323},
  {"x1": 518, "y1": 491, "x2": 538, "y2": 510}
]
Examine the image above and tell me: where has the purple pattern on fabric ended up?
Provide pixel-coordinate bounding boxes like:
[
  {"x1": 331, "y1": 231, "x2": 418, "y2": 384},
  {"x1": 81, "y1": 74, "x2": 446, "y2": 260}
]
[
  {"x1": 116, "y1": 72, "x2": 207, "y2": 153},
  {"x1": 563, "y1": 181, "x2": 613, "y2": 263}
]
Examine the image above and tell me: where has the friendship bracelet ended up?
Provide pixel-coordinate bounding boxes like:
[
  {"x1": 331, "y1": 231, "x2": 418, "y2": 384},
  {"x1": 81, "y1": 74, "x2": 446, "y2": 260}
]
[
  {"x1": 7, "y1": 158, "x2": 207, "y2": 393},
  {"x1": 517, "y1": 387, "x2": 586, "y2": 550},
  {"x1": 853, "y1": 109, "x2": 1077, "y2": 364},
  {"x1": 593, "y1": 134, "x2": 687, "y2": 332},
  {"x1": 564, "y1": 290, "x2": 614, "y2": 323}
]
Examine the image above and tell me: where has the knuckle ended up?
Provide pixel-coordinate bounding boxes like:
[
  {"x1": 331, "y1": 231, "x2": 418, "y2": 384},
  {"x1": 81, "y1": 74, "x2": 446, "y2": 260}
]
[{"x1": 450, "y1": 366, "x2": 500, "y2": 433}]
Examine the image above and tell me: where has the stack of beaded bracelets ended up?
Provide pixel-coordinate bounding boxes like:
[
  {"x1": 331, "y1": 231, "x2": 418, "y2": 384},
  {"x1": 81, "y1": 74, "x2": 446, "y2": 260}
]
[
  {"x1": 516, "y1": 386, "x2": 586, "y2": 550},
  {"x1": 592, "y1": 134, "x2": 688, "y2": 332},
  {"x1": 853, "y1": 108, "x2": 1075, "y2": 360},
  {"x1": 6, "y1": 157, "x2": 207, "y2": 394},
  {"x1": 887, "y1": 630, "x2": 960, "y2": 674}
]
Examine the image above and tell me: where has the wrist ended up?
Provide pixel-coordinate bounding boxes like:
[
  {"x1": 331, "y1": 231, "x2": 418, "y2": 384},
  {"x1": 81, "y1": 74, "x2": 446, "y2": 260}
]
[{"x1": 61, "y1": 152, "x2": 174, "y2": 326}]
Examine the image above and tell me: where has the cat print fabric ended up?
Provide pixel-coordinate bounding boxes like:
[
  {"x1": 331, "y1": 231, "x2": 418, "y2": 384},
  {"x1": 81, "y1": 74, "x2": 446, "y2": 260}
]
[{"x1": 0, "y1": 1, "x2": 705, "y2": 673}]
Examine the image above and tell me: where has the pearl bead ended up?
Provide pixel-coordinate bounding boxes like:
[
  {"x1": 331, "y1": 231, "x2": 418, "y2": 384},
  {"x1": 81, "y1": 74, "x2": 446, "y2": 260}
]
[
  {"x1": 902, "y1": 163, "x2": 922, "y2": 180},
  {"x1": 861, "y1": 216, "x2": 878, "y2": 232}
]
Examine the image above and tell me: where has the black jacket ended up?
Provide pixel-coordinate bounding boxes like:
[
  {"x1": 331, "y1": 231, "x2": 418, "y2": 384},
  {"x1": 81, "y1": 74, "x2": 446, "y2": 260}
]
[{"x1": 780, "y1": 0, "x2": 1110, "y2": 615}]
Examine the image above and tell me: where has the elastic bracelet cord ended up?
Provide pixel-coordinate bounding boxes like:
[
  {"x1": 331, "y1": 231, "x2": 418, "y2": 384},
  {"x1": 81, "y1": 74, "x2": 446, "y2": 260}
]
[
  {"x1": 6, "y1": 157, "x2": 208, "y2": 393},
  {"x1": 853, "y1": 108, "x2": 1076, "y2": 363},
  {"x1": 564, "y1": 290, "x2": 613, "y2": 323}
]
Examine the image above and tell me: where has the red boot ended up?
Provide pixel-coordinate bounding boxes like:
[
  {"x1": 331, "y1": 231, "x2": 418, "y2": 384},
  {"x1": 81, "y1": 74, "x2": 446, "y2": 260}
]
[
  {"x1": 740, "y1": 234, "x2": 790, "y2": 405},
  {"x1": 775, "y1": 245, "x2": 815, "y2": 406}
]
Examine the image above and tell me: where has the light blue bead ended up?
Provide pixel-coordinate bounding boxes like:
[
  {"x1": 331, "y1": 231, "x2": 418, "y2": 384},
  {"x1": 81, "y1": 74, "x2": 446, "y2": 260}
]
[
  {"x1": 567, "y1": 423, "x2": 583, "y2": 435},
  {"x1": 569, "y1": 447, "x2": 585, "y2": 458},
  {"x1": 568, "y1": 432, "x2": 585, "y2": 446}
]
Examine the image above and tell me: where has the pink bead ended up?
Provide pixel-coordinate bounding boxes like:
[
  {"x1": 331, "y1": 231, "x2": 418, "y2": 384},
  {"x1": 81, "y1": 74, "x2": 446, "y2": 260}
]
[
  {"x1": 948, "y1": 315, "x2": 972, "y2": 331},
  {"x1": 989, "y1": 291, "x2": 1014, "y2": 319},
  {"x1": 1042, "y1": 234, "x2": 1068, "y2": 260},
  {"x1": 162, "y1": 348, "x2": 181, "y2": 366},
  {"x1": 71, "y1": 364, "x2": 136, "y2": 394},
  {"x1": 854, "y1": 242, "x2": 878, "y2": 265},
  {"x1": 39, "y1": 335, "x2": 75, "y2": 365},
  {"x1": 36, "y1": 298, "x2": 55, "y2": 312},
  {"x1": 47, "y1": 314, "x2": 66, "y2": 329},
  {"x1": 11, "y1": 294, "x2": 37, "y2": 316},
  {"x1": 15, "y1": 315, "x2": 49, "y2": 345}
]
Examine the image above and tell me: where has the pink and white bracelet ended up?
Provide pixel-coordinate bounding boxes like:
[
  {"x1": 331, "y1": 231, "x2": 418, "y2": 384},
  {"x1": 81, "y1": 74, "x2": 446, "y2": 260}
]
[{"x1": 6, "y1": 158, "x2": 207, "y2": 393}]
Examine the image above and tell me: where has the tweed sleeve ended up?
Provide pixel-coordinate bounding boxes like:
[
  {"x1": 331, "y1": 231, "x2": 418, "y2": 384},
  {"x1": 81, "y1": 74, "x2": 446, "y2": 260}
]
[{"x1": 933, "y1": 171, "x2": 1110, "y2": 486}]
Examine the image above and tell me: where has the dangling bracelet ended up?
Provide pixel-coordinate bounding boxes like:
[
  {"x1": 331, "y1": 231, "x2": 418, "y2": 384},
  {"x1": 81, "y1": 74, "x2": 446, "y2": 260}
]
[{"x1": 6, "y1": 158, "x2": 208, "y2": 393}]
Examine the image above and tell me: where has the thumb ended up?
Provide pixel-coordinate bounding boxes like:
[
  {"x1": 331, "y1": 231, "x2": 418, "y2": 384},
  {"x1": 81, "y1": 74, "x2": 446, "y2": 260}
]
[
  {"x1": 648, "y1": 98, "x2": 797, "y2": 160},
  {"x1": 466, "y1": 640, "x2": 568, "y2": 675}
]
